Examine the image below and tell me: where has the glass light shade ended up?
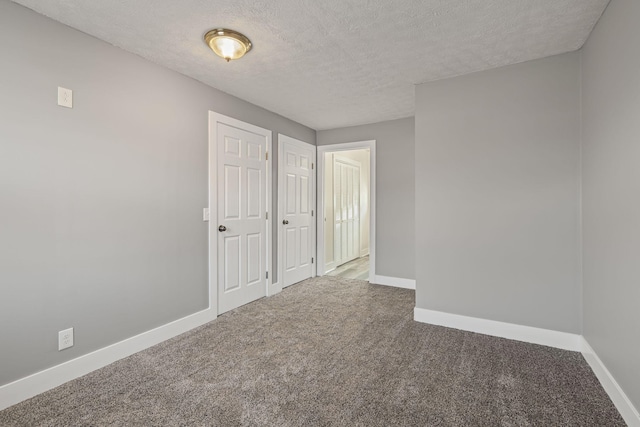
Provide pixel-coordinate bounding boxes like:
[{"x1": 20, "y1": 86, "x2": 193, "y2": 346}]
[{"x1": 204, "y1": 29, "x2": 252, "y2": 62}]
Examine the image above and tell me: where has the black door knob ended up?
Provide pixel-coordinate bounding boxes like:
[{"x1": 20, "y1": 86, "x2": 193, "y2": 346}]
[
  {"x1": 218, "y1": 225, "x2": 227, "y2": 232},
  {"x1": 282, "y1": 220, "x2": 289, "y2": 225}
]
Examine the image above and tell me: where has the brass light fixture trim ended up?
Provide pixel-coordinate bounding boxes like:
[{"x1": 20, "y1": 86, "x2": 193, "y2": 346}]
[{"x1": 204, "y1": 28, "x2": 252, "y2": 62}]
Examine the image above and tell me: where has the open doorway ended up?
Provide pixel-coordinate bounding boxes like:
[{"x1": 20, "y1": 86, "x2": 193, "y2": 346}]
[{"x1": 317, "y1": 140, "x2": 376, "y2": 282}]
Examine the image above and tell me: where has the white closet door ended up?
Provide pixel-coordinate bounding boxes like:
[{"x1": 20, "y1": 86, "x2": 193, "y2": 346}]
[
  {"x1": 217, "y1": 123, "x2": 267, "y2": 314},
  {"x1": 334, "y1": 156, "x2": 360, "y2": 267},
  {"x1": 282, "y1": 138, "x2": 315, "y2": 287}
]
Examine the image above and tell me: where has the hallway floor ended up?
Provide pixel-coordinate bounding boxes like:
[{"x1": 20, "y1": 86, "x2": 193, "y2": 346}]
[{"x1": 326, "y1": 255, "x2": 369, "y2": 280}]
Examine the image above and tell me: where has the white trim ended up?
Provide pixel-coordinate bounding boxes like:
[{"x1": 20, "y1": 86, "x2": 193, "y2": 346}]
[
  {"x1": 208, "y1": 112, "x2": 273, "y2": 305},
  {"x1": 277, "y1": 134, "x2": 317, "y2": 289},
  {"x1": 266, "y1": 129, "x2": 274, "y2": 295},
  {"x1": 360, "y1": 249, "x2": 370, "y2": 258},
  {"x1": 413, "y1": 307, "x2": 582, "y2": 351},
  {"x1": 581, "y1": 338, "x2": 640, "y2": 427},
  {"x1": 317, "y1": 140, "x2": 376, "y2": 282},
  {"x1": 0, "y1": 308, "x2": 216, "y2": 411},
  {"x1": 207, "y1": 113, "x2": 219, "y2": 316},
  {"x1": 371, "y1": 275, "x2": 415, "y2": 290},
  {"x1": 324, "y1": 261, "x2": 336, "y2": 274}
]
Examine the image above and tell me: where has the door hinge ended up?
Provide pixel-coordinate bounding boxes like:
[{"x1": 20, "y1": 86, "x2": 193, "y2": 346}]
[
  {"x1": 266, "y1": 152, "x2": 268, "y2": 161},
  {"x1": 311, "y1": 210, "x2": 314, "y2": 217},
  {"x1": 266, "y1": 212, "x2": 268, "y2": 220},
  {"x1": 312, "y1": 162, "x2": 314, "y2": 169},
  {"x1": 266, "y1": 271, "x2": 269, "y2": 279},
  {"x1": 311, "y1": 257, "x2": 314, "y2": 264}
]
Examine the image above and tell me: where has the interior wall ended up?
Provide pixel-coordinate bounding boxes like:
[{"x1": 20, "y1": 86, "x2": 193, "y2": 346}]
[
  {"x1": 323, "y1": 149, "x2": 370, "y2": 272},
  {"x1": 581, "y1": 0, "x2": 640, "y2": 410},
  {"x1": 317, "y1": 117, "x2": 415, "y2": 280},
  {"x1": 415, "y1": 52, "x2": 582, "y2": 333},
  {"x1": 0, "y1": 1, "x2": 314, "y2": 387}
]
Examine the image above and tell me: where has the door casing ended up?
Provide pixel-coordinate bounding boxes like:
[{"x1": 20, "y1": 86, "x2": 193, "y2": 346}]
[{"x1": 208, "y1": 111, "x2": 273, "y2": 317}]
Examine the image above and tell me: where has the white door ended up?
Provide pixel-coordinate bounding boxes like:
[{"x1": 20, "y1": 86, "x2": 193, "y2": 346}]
[
  {"x1": 280, "y1": 135, "x2": 316, "y2": 288},
  {"x1": 217, "y1": 122, "x2": 268, "y2": 314},
  {"x1": 334, "y1": 156, "x2": 360, "y2": 267}
]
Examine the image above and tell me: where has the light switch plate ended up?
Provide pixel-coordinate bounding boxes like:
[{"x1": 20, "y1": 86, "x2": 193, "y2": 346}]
[
  {"x1": 57, "y1": 87, "x2": 73, "y2": 108},
  {"x1": 203, "y1": 208, "x2": 210, "y2": 222}
]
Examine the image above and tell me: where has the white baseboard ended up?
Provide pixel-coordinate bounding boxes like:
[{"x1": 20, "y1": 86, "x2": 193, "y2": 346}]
[
  {"x1": 413, "y1": 307, "x2": 581, "y2": 351},
  {"x1": 412, "y1": 308, "x2": 638, "y2": 423},
  {"x1": 3, "y1": 302, "x2": 636, "y2": 427},
  {"x1": 0, "y1": 307, "x2": 216, "y2": 411},
  {"x1": 581, "y1": 338, "x2": 640, "y2": 427},
  {"x1": 360, "y1": 249, "x2": 370, "y2": 258},
  {"x1": 324, "y1": 261, "x2": 336, "y2": 275},
  {"x1": 371, "y1": 275, "x2": 416, "y2": 290}
]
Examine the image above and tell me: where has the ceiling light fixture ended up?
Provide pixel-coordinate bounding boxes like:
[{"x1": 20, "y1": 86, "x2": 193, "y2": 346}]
[{"x1": 204, "y1": 28, "x2": 252, "y2": 62}]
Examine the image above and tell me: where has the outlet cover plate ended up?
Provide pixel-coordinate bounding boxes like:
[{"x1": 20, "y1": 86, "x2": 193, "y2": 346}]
[
  {"x1": 58, "y1": 327, "x2": 74, "y2": 351},
  {"x1": 57, "y1": 87, "x2": 73, "y2": 108}
]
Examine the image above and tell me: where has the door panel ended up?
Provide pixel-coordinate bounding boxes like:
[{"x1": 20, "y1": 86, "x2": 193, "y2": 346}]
[
  {"x1": 285, "y1": 227, "x2": 296, "y2": 270},
  {"x1": 247, "y1": 168, "x2": 261, "y2": 218},
  {"x1": 247, "y1": 141, "x2": 262, "y2": 160},
  {"x1": 224, "y1": 235, "x2": 241, "y2": 291},
  {"x1": 247, "y1": 233, "x2": 261, "y2": 285},
  {"x1": 300, "y1": 226, "x2": 309, "y2": 267},
  {"x1": 282, "y1": 138, "x2": 315, "y2": 287},
  {"x1": 217, "y1": 123, "x2": 267, "y2": 314},
  {"x1": 300, "y1": 175, "x2": 309, "y2": 214},
  {"x1": 224, "y1": 165, "x2": 241, "y2": 219},
  {"x1": 286, "y1": 174, "x2": 296, "y2": 214},
  {"x1": 225, "y1": 137, "x2": 240, "y2": 157}
]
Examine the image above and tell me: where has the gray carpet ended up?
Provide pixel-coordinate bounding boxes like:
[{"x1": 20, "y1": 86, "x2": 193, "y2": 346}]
[{"x1": 0, "y1": 277, "x2": 624, "y2": 426}]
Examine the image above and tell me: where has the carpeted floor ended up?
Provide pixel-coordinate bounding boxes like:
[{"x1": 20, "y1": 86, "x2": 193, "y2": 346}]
[{"x1": 0, "y1": 277, "x2": 624, "y2": 426}]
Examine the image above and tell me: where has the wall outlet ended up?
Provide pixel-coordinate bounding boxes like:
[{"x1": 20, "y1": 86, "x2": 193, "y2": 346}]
[
  {"x1": 57, "y1": 87, "x2": 73, "y2": 108},
  {"x1": 58, "y1": 328, "x2": 74, "y2": 351}
]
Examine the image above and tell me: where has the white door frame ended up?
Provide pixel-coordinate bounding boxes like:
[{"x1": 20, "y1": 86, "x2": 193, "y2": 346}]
[
  {"x1": 277, "y1": 133, "x2": 317, "y2": 293},
  {"x1": 317, "y1": 140, "x2": 376, "y2": 282},
  {"x1": 208, "y1": 111, "x2": 273, "y2": 316}
]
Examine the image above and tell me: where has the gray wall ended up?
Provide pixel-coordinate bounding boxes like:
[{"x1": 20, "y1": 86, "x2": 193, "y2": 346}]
[
  {"x1": 581, "y1": 0, "x2": 640, "y2": 410},
  {"x1": 0, "y1": 1, "x2": 314, "y2": 386},
  {"x1": 415, "y1": 53, "x2": 582, "y2": 333},
  {"x1": 317, "y1": 117, "x2": 415, "y2": 280}
]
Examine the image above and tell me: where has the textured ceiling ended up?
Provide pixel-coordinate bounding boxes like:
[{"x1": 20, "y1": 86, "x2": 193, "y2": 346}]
[{"x1": 12, "y1": 0, "x2": 609, "y2": 130}]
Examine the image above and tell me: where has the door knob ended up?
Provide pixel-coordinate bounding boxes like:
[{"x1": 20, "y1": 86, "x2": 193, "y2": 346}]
[
  {"x1": 218, "y1": 225, "x2": 227, "y2": 232},
  {"x1": 282, "y1": 220, "x2": 289, "y2": 225}
]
